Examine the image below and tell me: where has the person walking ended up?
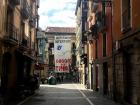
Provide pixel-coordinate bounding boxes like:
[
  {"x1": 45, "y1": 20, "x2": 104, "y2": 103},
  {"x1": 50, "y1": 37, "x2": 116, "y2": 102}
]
[{"x1": 61, "y1": 75, "x2": 64, "y2": 82}]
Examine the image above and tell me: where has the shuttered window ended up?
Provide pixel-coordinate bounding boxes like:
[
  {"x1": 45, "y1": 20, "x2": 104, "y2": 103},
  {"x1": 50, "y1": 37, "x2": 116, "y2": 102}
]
[
  {"x1": 103, "y1": 33, "x2": 106, "y2": 57},
  {"x1": 121, "y1": 0, "x2": 131, "y2": 32}
]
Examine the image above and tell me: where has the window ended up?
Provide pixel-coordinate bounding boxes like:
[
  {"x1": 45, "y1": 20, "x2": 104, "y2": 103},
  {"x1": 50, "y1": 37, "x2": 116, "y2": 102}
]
[
  {"x1": 0, "y1": 6, "x2": 2, "y2": 32},
  {"x1": 121, "y1": 0, "x2": 131, "y2": 32},
  {"x1": 49, "y1": 55, "x2": 54, "y2": 65},
  {"x1": 39, "y1": 45, "x2": 43, "y2": 54},
  {"x1": 95, "y1": 40, "x2": 98, "y2": 59},
  {"x1": 49, "y1": 43, "x2": 54, "y2": 48},
  {"x1": 39, "y1": 39, "x2": 43, "y2": 54},
  {"x1": 103, "y1": 33, "x2": 106, "y2": 57}
]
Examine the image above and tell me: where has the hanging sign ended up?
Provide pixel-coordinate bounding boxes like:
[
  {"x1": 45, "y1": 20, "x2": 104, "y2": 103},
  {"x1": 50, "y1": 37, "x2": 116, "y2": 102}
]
[{"x1": 54, "y1": 36, "x2": 71, "y2": 73}]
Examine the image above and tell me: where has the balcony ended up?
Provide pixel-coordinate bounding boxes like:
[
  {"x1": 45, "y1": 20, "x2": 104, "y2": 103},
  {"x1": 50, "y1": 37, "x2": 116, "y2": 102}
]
[
  {"x1": 9, "y1": 0, "x2": 20, "y2": 6},
  {"x1": 23, "y1": 50, "x2": 36, "y2": 60},
  {"x1": 89, "y1": 24, "x2": 98, "y2": 39},
  {"x1": 21, "y1": 35, "x2": 30, "y2": 48},
  {"x1": 4, "y1": 23, "x2": 19, "y2": 45},
  {"x1": 82, "y1": 36, "x2": 87, "y2": 43},
  {"x1": 33, "y1": 0, "x2": 40, "y2": 8},
  {"x1": 28, "y1": 48, "x2": 36, "y2": 57},
  {"x1": 86, "y1": 31, "x2": 94, "y2": 42},
  {"x1": 80, "y1": 53, "x2": 87, "y2": 64},
  {"x1": 95, "y1": 12, "x2": 106, "y2": 33},
  {"x1": 31, "y1": 41, "x2": 35, "y2": 50},
  {"x1": 29, "y1": 17, "x2": 36, "y2": 28},
  {"x1": 21, "y1": 1, "x2": 30, "y2": 19},
  {"x1": 36, "y1": 0, "x2": 40, "y2": 8},
  {"x1": 82, "y1": 31, "x2": 88, "y2": 43}
]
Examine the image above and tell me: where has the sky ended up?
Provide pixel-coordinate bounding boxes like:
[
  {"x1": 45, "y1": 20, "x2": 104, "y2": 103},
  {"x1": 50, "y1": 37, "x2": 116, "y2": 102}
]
[{"x1": 38, "y1": 0, "x2": 77, "y2": 30}]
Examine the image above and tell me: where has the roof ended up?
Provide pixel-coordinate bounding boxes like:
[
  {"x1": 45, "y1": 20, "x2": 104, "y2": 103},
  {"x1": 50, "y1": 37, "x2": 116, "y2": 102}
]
[{"x1": 46, "y1": 27, "x2": 75, "y2": 34}]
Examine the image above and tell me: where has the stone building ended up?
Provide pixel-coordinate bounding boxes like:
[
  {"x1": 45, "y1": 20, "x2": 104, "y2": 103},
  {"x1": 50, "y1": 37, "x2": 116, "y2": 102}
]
[
  {"x1": 76, "y1": 0, "x2": 140, "y2": 105},
  {"x1": 0, "y1": 0, "x2": 39, "y2": 100},
  {"x1": 112, "y1": 0, "x2": 140, "y2": 105},
  {"x1": 75, "y1": 0, "x2": 140, "y2": 105}
]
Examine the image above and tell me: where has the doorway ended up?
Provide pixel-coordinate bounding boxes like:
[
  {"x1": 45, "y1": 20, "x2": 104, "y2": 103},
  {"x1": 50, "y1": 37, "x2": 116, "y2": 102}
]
[
  {"x1": 91, "y1": 65, "x2": 94, "y2": 89},
  {"x1": 123, "y1": 51, "x2": 137, "y2": 104},
  {"x1": 1, "y1": 52, "x2": 12, "y2": 95},
  {"x1": 95, "y1": 65, "x2": 99, "y2": 91},
  {"x1": 103, "y1": 62, "x2": 108, "y2": 95}
]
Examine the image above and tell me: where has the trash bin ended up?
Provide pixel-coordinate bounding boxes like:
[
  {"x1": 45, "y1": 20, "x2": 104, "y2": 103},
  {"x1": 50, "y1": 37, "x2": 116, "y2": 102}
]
[
  {"x1": 48, "y1": 76, "x2": 56, "y2": 85},
  {"x1": 51, "y1": 77, "x2": 56, "y2": 85}
]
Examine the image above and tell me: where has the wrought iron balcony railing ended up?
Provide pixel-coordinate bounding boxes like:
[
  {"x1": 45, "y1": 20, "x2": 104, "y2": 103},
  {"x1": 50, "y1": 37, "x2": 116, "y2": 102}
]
[
  {"x1": 31, "y1": 41, "x2": 35, "y2": 50},
  {"x1": 82, "y1": 35, "x2": 87, "y2": 43},
  {"x1": 89, "y1": 24, "x2": 98, "y2": 39},
  {"x1": 80, "y1": 53, "x2": 87, "y2": 64},
  {"x1": 95, "y1": 11, "x2": 106, "y2": 33},
  {"x1": 4, "y1": 23, "x2": 19, "y2": 44},
  {"x1": 33, "y1": 0, "x2": 40, "y2": 7},
  {"x1": 21, "y1": 0, "x2": 30, "y2": 19},
  {"x1": 21, "y1": 35, "x2": 30, "y2": 48},
  {"x1": 29, "y1": 17, "x2": 36, "y2": 28},
  {"x1": 36, "y1": 0, "x2": 40, "y2": 8},
  {"x1": 82, "y1": 31, "x2": 88, "y2": 43}
]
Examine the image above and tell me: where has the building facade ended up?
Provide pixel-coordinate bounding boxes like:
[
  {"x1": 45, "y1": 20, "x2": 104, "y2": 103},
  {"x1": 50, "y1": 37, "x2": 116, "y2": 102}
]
[
  {"x1": 45, "y1": 27, "x2": 76, "y2": 78},
  {"x1": 0, "y1": 0, "x2": 39, "y2": 100},
  {"x1": 75, "y1": 0, "x2": 88, "y2": 86},
  {"x1": 112, "y1": 0, "x2": 140, "y2": 105},
  {"x1": 82, "y1": 0, "x2": 113, "y2": 95},
  {"x1": 75, "y1": 0, "x2": 140, "y2": 105},
  {"x1": 36, "y1": 28, "x2": 48, "y2": 79}
]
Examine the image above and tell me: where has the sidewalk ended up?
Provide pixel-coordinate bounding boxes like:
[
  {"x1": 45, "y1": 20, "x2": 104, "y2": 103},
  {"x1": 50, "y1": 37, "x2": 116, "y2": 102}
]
[
  {"x1": 75, "y1": 83, "x2": 120, "y2": 105},
  {"x1": 5, "y1": 91, "x2": 38, "y2": 105}
]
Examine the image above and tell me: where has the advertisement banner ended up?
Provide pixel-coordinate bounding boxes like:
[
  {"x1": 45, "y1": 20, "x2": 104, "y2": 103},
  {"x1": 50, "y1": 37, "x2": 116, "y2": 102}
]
[{"x1": 54, "y1": 36, "x2": 71, "y2": 73}]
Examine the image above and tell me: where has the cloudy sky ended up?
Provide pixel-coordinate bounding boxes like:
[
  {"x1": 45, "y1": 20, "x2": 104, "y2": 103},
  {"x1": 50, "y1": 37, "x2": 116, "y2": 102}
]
[{"x1": 38, "y1": 0, "x2": 77, "y2": 30}]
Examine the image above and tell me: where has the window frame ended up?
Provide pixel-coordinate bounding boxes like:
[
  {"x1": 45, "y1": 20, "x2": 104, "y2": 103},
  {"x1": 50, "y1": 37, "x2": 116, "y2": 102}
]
[{"x1": 121, "y1": 0, "x2": 132, "y2": 33}]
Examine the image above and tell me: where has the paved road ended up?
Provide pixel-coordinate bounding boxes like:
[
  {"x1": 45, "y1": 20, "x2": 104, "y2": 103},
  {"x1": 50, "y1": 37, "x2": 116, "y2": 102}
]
[{"x1": 18, "y1": 83, "x2": 119, "y2": 105}]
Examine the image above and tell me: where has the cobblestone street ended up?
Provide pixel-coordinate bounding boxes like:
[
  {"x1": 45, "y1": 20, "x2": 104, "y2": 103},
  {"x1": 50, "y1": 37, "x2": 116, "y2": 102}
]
[{"x1": 18, "y1": 83, "x2": 119, "y2": 105}]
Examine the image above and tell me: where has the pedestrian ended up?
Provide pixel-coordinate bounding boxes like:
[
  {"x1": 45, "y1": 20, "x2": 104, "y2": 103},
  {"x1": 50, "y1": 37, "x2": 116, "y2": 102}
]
[
  {"x1": 59, "y1": 75, "x2": 62, "y2": 82},
  {"x1": 61, "y1": 75, "x2": 64, "y2": 82},
  {"x1": 56, "y1": 74, "x2": 60, "y2": 83}
]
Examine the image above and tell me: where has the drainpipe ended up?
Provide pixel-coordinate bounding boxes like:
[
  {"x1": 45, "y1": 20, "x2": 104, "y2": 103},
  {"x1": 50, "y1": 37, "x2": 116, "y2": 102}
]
[
  {"x1": 102, "y1": 0, "x2": 116, "y2": 100},
  {"x1": 108, "y1": 0, "x2": 116, "y2": 101}
]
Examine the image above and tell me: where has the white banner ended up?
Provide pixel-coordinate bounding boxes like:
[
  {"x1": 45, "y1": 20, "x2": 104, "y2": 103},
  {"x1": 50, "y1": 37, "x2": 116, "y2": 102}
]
[{"x1": 54, "y1": 36, "x2": 71, "y2": 73}]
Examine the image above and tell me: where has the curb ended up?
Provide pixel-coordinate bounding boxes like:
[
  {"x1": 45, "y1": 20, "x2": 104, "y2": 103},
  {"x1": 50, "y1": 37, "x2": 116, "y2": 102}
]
[{"x1": 17, "y1": 89, "x2": 40, "y2": 105}]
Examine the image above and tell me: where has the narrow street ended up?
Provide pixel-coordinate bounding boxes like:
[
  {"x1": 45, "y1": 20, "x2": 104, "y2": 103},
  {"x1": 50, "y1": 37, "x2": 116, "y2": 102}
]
[{"x1": 18, "y1": 83, "x2": 118, "y2": 105}]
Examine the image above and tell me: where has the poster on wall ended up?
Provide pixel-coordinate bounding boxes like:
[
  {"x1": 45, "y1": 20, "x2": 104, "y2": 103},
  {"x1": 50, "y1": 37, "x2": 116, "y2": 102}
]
[{"x1": 54, "y1": 36, "x2": 71, "y2": 73}]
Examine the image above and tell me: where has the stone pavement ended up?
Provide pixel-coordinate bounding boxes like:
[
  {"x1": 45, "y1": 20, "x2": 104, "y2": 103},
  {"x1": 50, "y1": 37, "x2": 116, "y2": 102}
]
[{"x1": 15, "y1": 83, "x2": 120, "y2": 105}]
